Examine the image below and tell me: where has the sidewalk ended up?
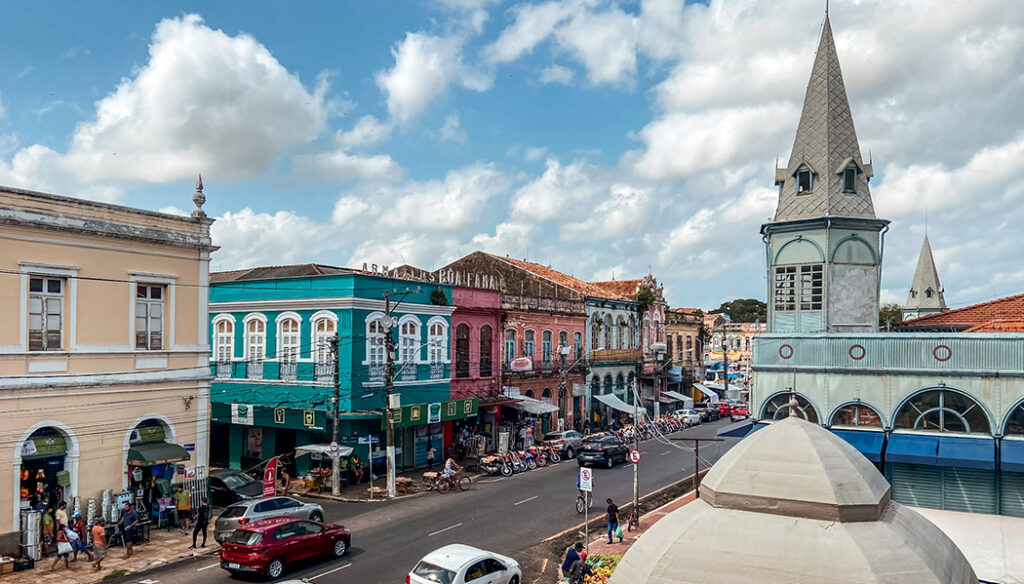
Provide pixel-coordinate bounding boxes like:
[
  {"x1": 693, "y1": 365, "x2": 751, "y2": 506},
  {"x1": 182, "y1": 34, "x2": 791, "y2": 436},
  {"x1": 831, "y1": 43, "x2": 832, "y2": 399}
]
[
  {"x1": 295, "y1": 466, "x2": 481, "y2": 502},
  {"x1": 582, "y1": 491, "x2": 696, "y2": 558},
  {"x1": 2, "y1": 527, "x2": 219, "y2": 584}
]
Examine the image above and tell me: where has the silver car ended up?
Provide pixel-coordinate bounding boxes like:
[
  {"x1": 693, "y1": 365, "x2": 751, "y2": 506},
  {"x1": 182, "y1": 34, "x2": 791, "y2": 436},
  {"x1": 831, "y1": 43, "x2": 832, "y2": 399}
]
[
  {"x1": 214, "y1": 496, "x2": 325, "y2": 543},
  {"x1": 543, "y1": 430, "x2": 584, "y2": 458}
]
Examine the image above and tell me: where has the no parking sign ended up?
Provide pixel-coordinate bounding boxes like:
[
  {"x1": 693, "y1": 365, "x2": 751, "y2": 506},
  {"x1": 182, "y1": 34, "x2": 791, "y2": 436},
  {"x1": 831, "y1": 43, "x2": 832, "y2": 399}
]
[
  {"x1": 579, "y1": 468, "x2": 593, "y2": 492},
  {"x1": 629, "y1": 449, "x2": 642, "y2": 464}
]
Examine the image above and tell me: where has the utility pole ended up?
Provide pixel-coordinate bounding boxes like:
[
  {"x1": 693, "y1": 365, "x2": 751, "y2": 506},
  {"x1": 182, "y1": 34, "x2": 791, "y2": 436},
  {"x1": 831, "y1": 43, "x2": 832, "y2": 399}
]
[
  {"x1": 384, "y1": 292, "x2": 397, "y2": 499},
  {"x1": 329, "y1": 334, "x2": 341, "y2": 495},
  {"x1": 632, "y1": 371, "x2": 640, "y2": 523},
  {"x1": 721, "y1": 322, "x2": 729, "y2": 396}
]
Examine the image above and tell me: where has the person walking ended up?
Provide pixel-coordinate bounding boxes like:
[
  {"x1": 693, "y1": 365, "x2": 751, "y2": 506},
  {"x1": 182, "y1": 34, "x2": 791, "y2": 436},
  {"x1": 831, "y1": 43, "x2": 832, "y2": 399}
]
[
  {"x1": 189, "y1": 497, "x2": 211, "y2": 549},
  {"x1": 561, "y1": 542, "x2": 583, "y2": 580},
  {"x1": 174, "y1": 485, "x2": 191, "y2": 533},
  {"x1": 117, "y1": 502, "x2": 139, "y2": 558},
  {"x1": 55, "y1": 501, "x2": 69, "y2": 530},
  {"x1": 70, "y1": 513, "x2": 92, "y2": 562},
  {"x1": 605, "y1": 498, "x2": 621, "y2": 544},
  {"x1": 568, "y1": 551, "x2": 593, "y2": 584},
  {"x1": 50, "y1": 523, "x2": 72, "y2": 572},
  {"x1": 427, "y1": 445, "x2": 436, "y2": 471},
  {"x1": 41, "y1": 505, "x2": 55, "y2": 553},
  {"x1": 91, "y1": 520, "x2": 107, "y2": 571},
  {"x1": 278, "y1": 468, "x2": 291, "y2": 496},
  {"x1": 351, "y1": 455, "x2": 364, "y2": 486}
]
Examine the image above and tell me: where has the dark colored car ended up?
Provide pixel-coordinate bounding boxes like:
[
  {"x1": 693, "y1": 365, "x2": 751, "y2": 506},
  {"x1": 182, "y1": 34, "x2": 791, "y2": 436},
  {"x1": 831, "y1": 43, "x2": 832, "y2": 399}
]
[
  {"x1": 576, "y1": 435, "x2": 629, "y2": 468},
  {"x1": 693, "y1": 403, "x2": 716, "y2": 422},
  {"x1": 220, "y1": 517, "x2": 350, "y2": 580},
  {"x1": 209, "y1": 469, "x2": 263, "y2": 508}
]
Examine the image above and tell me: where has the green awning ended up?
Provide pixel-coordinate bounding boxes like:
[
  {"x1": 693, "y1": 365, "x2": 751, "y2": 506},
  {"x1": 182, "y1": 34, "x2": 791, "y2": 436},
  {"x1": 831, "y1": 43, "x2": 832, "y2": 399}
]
[
  {"x1": 22, "y1": 436, "x2": 66, "y2": 460},
  {"x1": 127, "y1": 441, "x2": 190, "y2": 466}
]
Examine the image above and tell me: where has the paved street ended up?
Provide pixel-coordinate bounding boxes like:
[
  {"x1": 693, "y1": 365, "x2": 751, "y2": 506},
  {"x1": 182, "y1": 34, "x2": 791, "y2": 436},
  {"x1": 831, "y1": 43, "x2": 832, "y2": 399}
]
[{"x1": 116, "y1": 419, "x2": 737, "y2": 584}]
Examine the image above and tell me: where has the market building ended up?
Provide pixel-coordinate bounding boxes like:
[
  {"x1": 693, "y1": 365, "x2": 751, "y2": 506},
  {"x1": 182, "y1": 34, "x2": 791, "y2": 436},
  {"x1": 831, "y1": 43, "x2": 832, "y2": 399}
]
[
  {"x1": 0, "y1": 180, "x2": 215, "y2": 553},
  {"x1": 747, "y1": 15, "x2": 1024, "y2": 519},
  {"x1": 207, "y1": 264, "x2": 470, "y2": 478}
]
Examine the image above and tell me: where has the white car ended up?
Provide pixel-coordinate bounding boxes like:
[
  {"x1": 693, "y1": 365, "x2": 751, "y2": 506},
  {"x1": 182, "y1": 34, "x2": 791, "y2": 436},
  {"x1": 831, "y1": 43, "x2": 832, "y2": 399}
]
[
  {"x1": 408, "y1": 544, "x2": 521, "y2": 584},
  {"x1": 674, "y1": 409, "x2": 701, "y2": 426}
]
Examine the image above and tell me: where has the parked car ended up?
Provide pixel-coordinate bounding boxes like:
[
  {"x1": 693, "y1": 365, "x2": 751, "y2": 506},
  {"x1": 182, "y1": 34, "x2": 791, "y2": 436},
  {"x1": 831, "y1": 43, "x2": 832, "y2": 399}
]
[
  {"x1": 219, "y1": 517, "x2": 350, "y2": 580},
  {"x1": 718, "y1": 402, "x2": 734, "y2": 416},
  {"x1": 209, "y1": 469, "x2": 263, "y2": 507},
  {"x1": 543, "y1": 430, "x2": 584, "y2": 458},
  {"x1": 730, "y1": 404, "x2": 750, "y2": 421},
  {"x1": 577, "y1": 435, "x2": 629, "y2": 468},
  {"x1": 215, "y1": 497, "x2": 325, "y2": 543},
  {"x1": 673, "y1": 409, "x2": 701, "y2": 426},
  {"x1": 703, "y1": 404, "x2": 722, "y2": 421},
  {"x1": 408, "y1": 544, "x2": 521, "y2": 584}
]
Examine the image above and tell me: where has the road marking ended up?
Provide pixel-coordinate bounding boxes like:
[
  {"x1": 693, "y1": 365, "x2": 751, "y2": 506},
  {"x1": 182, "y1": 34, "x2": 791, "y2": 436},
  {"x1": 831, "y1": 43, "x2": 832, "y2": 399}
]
[
  {"x1": 139, "y1": 580, "x2": 159, "y2": 584},
  {"x1": 429, "y1": 522, "x2": 463, "y2": 537},
  {"x1": 196, "y1": 563, "x2": 220, "y2": 572},
  {"x1": 660, "y1": 451, "x2": 672, "y2": 456},
  {"x1": 307, "y1": 563, "x2": 352, "y2": 580},
  {"x1": 479, "y1": 477, "x2": 506, "y2": 483},
  {"x1": 514, "y1": 495, "x2": 538, "y2": 506}
]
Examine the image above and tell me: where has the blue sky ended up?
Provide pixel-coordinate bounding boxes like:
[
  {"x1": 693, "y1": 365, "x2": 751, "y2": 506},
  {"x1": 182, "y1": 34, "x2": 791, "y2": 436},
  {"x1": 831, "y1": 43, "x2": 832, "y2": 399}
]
[{"x1": 2, "y1": 0, "x2": 1023, "y2": 311}]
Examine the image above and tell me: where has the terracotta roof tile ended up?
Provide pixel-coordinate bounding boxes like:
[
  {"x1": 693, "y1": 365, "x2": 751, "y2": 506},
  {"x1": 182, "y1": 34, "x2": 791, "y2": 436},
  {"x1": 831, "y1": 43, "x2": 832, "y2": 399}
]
[
  {"x1": 668, "y1": 308, "x2": 701, "y2": 315},
  {"x1": 211, "y1": 263, "x2": 353, "y2": 282},
  {"x1": 900, "y1": 293, "x2": 1024, "y2": 328},
  {"x1": 495, "y1": 256, "x2": 624, "y2": 299},
  {"x1": 589, "y1": 279, "x2": 641, "y2": 299},
  {"x1": 963, "y1": 319, "x2": 1024, "y2": 333}
]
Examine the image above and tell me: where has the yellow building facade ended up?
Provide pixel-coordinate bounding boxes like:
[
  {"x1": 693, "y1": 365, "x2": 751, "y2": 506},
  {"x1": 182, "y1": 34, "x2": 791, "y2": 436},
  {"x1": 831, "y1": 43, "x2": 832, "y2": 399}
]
[{"x1": 0, "y1": 184, "x2": 216, "y2": 552}]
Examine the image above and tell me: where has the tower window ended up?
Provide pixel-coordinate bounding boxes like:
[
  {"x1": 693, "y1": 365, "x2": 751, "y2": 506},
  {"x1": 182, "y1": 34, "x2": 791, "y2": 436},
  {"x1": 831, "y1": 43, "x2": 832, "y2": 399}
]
[
  {"x1": 925, "y1": 288, "x2": 934, "y2": 298},
  {"x1": 775, "y1": 264, "x2": 823, "y2": 312},
  {"x1": 797, "y1": 169, "x2": 813, "y2": 194},
  {"x1": 843, "y1": 167, "x2": 857, "y2": 194}
]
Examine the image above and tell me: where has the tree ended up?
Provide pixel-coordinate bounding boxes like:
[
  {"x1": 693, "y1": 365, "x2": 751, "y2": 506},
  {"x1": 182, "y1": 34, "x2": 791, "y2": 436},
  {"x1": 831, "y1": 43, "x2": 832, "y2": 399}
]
[
  {"x1": 879, "y1": 303, "x2": 903, "y2": 330},
  {"x1": 710, "y1": 299, "x2": 766, "y2": 323},
  {"x1": 636, "y1": 285, "x2": 657, "y2": 316}
]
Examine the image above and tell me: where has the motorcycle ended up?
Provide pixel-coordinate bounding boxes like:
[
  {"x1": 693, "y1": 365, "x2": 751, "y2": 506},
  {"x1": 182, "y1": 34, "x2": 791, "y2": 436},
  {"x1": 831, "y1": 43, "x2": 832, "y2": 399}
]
[
  {"x1": 526, "y1": 445, "x2": 547, "y2": 468},
  {"x1": 479, "y1": 454, "x2": 511, "y2": 476}
]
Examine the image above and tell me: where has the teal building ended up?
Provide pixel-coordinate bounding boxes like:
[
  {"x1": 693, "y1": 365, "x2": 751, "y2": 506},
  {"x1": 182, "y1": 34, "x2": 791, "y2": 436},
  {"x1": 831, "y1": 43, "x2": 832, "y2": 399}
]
[{"x1": 207, "y1": 264, "x2": 467, "y2": 477}]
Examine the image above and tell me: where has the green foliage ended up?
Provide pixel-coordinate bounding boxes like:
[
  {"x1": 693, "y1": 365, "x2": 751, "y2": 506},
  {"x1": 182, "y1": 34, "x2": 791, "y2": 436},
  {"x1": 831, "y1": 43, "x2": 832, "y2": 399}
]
[
  {"x1": 636, "y1": 285, "x2": 657, "y2": 315},
  {"x1": 879, "y1": 303, "x2": 904, "y2": 330},
  {"x1": 710, "y1": 298, "x2": 766, "y2": 323},
  {"x1": 430, "y1": 286, "x2": 449, "y2": 306}
]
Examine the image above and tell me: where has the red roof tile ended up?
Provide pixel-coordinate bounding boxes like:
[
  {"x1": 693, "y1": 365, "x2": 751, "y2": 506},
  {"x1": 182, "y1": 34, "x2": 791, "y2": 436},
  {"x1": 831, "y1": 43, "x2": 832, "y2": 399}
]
[
  {"x1": 496, "y1": 256, "x2": 628, "y2": 299},
  {"x1": 589, "y1": 279, "x2": 642, "y2": 299},
  {"x1": 900, "y1": 293, "x2": 1024, "y2": 328},
  {"x1": 963, "y1": 319, "x2": 1024, "y2": 333}
]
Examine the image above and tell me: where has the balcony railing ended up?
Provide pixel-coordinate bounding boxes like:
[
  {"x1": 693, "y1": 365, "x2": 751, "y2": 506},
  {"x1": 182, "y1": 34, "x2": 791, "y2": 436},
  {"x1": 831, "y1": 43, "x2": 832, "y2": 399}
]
[
  {"x1": 430, "y1": 362, "x2": 446, "y2": 380},
  {"x1": 368, "y1": 364, "x2": 385, "y2": 383},
  {"x1": 590, "y1": 349, "x2": 642, "y2": 362},
  {"x1": 314, "y1": 362, "x2": 333, "y2": 383},
  {"x1": 400, "y1": 363, "x2": 417, "y2": 381},
  {"x1": 542, "y1": 360, "x2": 553, "y2": 373},
  {"x1": 246, "y1": 360, "x2": 263, "y2": 380},
  {"x1": 279, "y1": 362, "x2": 298, "y2": 381},
  {"x1": 215, "y1": 361, "x2": 232, "y2": 378}
]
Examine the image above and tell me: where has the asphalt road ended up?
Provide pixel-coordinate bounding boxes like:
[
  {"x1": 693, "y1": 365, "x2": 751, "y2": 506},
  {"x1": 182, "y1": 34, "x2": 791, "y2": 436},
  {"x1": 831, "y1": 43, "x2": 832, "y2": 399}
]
[{"x1": 121, "y1": 419, "x2": 739, "y2": 584}]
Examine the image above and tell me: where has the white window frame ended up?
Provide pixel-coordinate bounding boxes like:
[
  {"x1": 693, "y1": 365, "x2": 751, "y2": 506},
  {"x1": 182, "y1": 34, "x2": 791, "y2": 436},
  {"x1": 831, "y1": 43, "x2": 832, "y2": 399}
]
[
  {"x1": 275, "y1": 312, "x2": 302, "y2": 363},
  {"x1": 28, "y1": 276, "x2": 66, "y2": 352},
  {"x1": 135, "y1": 284, "x2": 165, "y2": 351},
  {"x1": 426, "y1": 316, "x2": 449, "y2": 364},
  {"x1": 398, "y1": 315, "x2": 422, "y2": 364},
  {"x1": 212, "y1": 314, "x2": 236, "y2": 362},
  {"x1": 243, "y1": 313, "x2": 267, "y2": 361},
  {"x1": 20, "y1": 262, "x2": 79, "y2": 353},
  {"x1": 128, "y1": 272, "x2": 176, "y2": 350},
  {"x1": 364, "y1": 311, "x2": 385, "y2": 366},
  {"x1": 312, "y1": 310, "x2": 338, "y2": 365}
]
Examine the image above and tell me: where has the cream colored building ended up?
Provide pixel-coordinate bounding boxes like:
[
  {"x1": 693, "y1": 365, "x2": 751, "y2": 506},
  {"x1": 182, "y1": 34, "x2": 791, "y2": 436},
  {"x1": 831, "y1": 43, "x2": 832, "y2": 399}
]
[{"x1": 0, "y1": 182, "x2": 216, "y2": 552}]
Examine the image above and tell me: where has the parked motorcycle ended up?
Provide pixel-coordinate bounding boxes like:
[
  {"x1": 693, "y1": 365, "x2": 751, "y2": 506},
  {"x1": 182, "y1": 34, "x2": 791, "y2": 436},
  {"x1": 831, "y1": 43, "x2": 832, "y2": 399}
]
[{"x1": 479, "y1": 454, "x2": 510, "y2": 476}]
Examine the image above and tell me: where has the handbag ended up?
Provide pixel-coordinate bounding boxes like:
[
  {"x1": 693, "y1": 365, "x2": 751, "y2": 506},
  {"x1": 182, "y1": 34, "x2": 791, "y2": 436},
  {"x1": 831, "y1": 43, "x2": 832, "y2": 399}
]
[
  {"x1": 614, "y1": 525, "x2": 623, "y2": 539},
  {"x1": 56, "y1": 541, "x2": 72, "y2": 555}
]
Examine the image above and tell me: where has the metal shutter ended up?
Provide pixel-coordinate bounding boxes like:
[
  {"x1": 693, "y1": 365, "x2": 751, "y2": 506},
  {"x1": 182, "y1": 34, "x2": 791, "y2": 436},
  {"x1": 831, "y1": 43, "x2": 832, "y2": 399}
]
[
  {"x1": 1000, "y1": 472, "x2": 1024, "y2": 518},
  {"x1": 942, "y1": 467, "x2": 996, "y2": 514},
  {"x1": 889, "y1": 463, "x2": 943, "y2": 509}
]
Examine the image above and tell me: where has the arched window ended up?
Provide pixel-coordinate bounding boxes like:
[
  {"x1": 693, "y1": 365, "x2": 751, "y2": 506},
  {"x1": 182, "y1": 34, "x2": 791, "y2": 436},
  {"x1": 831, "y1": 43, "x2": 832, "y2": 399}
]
[
  {"x1": 1006, "y1": 400, "x2": 1024, "y2": 436},
  {"x1": 590, "y1": 376, "x2": 601, "y2": 397},
  {"x1": 830, "y1": 403, "x2": 883, "y2": 428},
  {"x1": 480, "y1": 326, "x2": 493, "y2": 377},
  {"x1": 504, "y1": 329, "x2": 516, "y2": 363},
  {"x1": 214, "y1": 317, "x2": 234, "y2": 362},
  {"x1": 761, "y1": 393, "x2": 819, "y2": 423},
  {"x1": 316, "y1": 316, "x2": 337, "y2": 364},
  {"x1": 894, "y1": 389, "x2": 990, "y2": 434},
  {"x1": 627, "y1": 316, "x2": 636, "y2": 348},
  {"x1": 591, "y1": 319, "x2": 601, "y2": 352},
  {"x1": 244, "y1": 315, "x2": 266, "y2": 380},
  {"x1": 654, "y1": 316, "x2": 662, "y2": 343},
  {"x1": 455, "y1": 324, "x2": 470, "y2": 378},
  {"x1": 615, "y1": 373, "x2": 625, "y2": 393},
  {"x1": 617, "y1": 317, "x2": 627, "y2": 349},
  {"x1": 542, "y1": 387, "x2": 551, "y2": 400},
  {"x1": 603, "y1": 375, "x2": 614, "y2": 396},
  {"x1": 604, "y1": 315, "x2": 614, "y2": 350},
  {"x1": 399, "y1": 318, "x2": 420, "y2": 363},
  {"x1": 524, "y1": 330, "x2": 535, "y2": 360},
  {"x1": 428, "y1": 321, "x2": 447, "y2": 364},
  {"x1": 573, "y1": 331, "x2": 583, "y2": 361},
  {"x1": 277, "y1": 316, "x2": 300, "y2": 381},
  {"x1": 525, "y1": 389, "x2": 535, "y2": 399},
  {"x1": 559, "y1": 331, "x2": 568, "y2": 353}
]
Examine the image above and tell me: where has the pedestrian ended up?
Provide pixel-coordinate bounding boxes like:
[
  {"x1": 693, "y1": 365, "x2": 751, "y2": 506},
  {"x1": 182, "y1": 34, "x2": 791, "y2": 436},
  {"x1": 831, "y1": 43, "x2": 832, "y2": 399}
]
[
  {"x1": 279, "y1": 468, "x2": 291, "y2": 496},
  {"x1": 117, "y1": 502, "x2": 139, "y2": 558},
  {"x1": 70, "y1": 513, "x2": 92, "y2": 561},
  {"x1": 569, "y1": 551, "x2": 593, "y2": 584},
  {"x1": 50, "y1": 523, "x2": 71, "y2": 572},
  {"x1": 606, "y1": 498, "x2": 621, "y2": 544},
  {"x1": 561, "y1": 542, "x2": 583, "y2": 580},
  {"x1": 91, "y1": 519, "x2": 107, "y2": 571},
  {"x1": 189, "y1": 497, "x2": 211, "y2": 549},
  {"x1": 55, "y1": 501, "x2": 69, "y2": 529},
  {"x1": 41, "y1": 505, "x2": 55, "y2": 552},
  {"x1": 174, "y1": 485, "x2": 191, "y2": 532},
  {"x1": 351, "y1": 455, "x2": 364, "y2": 486},
  {"x1": 427, "y1": 445, "x2": 436, "y2": 471}
]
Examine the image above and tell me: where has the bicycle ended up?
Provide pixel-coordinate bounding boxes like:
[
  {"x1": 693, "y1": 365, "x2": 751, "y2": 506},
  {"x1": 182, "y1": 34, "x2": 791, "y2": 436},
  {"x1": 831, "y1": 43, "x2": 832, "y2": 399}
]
[
  {"x1": 575, "y1": 490, "x2": 593, "y2": 514},
  {"x1": 626, "y1": 504, "x2": 640, "y2": 532},
  {"x1": 421, "y1": 472, "x2": 438, "y2": 492},
  {"x1": 436, "y1": 472, "x2": 472, "y2": 493}
]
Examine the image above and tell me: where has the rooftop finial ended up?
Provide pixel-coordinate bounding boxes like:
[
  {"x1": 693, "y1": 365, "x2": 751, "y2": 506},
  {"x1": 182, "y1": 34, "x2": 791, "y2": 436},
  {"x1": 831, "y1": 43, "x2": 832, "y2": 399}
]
[
  {"x1": 825, "y1": 0, "x2": 829, "y2": 16},
  {"x1": 788, "y1": 389, "x2": 799, "y2": 418},
  {"x1": 191, "y1": 173, "x2": 207, "y2": 219}
]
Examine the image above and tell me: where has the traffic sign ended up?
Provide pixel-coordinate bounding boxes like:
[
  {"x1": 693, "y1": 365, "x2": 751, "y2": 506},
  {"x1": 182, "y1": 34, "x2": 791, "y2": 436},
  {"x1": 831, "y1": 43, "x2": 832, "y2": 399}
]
[
  {"x1": 329, "y1": 440, "x2": 339, "y2": 453},
  {"x1": 629, "y1": 449, "x2": 641, "y2": 464},
  {"x1": 579, "y1": 468, "x2": 593, "y2": 492}
]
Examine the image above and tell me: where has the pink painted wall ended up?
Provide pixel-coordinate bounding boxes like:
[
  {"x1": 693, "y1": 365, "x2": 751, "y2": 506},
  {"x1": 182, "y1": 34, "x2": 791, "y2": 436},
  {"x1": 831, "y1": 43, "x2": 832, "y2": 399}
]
[{"x1": 450, "y1": 287, "x2": 502, "y2": 400}]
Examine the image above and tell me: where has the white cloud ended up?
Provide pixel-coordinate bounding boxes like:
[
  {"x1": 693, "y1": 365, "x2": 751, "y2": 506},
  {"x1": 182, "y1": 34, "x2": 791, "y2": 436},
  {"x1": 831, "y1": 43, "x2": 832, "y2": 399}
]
[
  {"x1": 292, "y1": 150, "x2": 401, "y2": 184},
  {"x1": 376, "y1": 32, "x2": 491, "y2": 124},
  {"x1": 440, "y1": 113, "x2": 468, "y2": 143},
  {"x1": 524, "y1": 146, "x2": 548, "y2": 162},
  {"x1": 554, "y1": 7, "x2": 637, "y2": 87},
  {"x1": 538, "y1": 64, "x2": 574, "y2": 85},
  {"x1": 211, "y1": 208, "x2": 338, "y2": 270},
  {"x1": 332, "y1": 196, "x2": 372, "y2": 226},
  {"x1": 511, "y1": 158, "x2": 600, "y2": 221},
  {"x1": 562, "y1": 183, "x2": 650, "y2": 241},
  {"x1": 483, "y1": 0, "x2": 576, "y2": 63},
  {"x1": 470, "y1": 220, "x2": 541, "y2": 255},
  {"x1": 334, "y1": 115, "x2": 392, "y2": 150},
  {"x1": 377, "y1": 163, "x2": 509, "y2": 231}
]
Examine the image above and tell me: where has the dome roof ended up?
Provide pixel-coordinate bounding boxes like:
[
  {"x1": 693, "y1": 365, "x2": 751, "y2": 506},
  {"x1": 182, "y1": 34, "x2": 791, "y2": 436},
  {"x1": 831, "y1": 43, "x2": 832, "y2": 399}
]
[
  {"x1": 700, "y1": 414, "x2": 890, "y2": 522},
  {"x1": 610, "y1": 416, "x2": 978, "y2": 584}
]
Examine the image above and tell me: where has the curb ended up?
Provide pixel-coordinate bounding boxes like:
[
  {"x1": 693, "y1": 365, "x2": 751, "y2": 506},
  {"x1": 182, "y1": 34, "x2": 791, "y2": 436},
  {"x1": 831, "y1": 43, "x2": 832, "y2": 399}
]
[{"x1": 300, "y1": 489, "x2": 428, "y2": 503}]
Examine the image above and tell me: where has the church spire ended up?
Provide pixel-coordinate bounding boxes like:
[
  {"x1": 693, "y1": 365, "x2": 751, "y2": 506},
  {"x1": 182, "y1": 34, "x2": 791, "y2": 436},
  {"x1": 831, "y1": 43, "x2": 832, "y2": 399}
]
[
  {"x1": 773, "y1": 16, "x2": 876, "y2": 222},
  {"x1": 905, "y1": 235, "x2": 947, "y2": 313}
]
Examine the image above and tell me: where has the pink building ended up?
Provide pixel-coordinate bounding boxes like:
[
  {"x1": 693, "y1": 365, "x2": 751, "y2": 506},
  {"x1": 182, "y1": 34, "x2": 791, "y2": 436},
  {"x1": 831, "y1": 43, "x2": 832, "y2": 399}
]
[{"x1": 449, "y1": 286, "x2": 502, "y2": 400}]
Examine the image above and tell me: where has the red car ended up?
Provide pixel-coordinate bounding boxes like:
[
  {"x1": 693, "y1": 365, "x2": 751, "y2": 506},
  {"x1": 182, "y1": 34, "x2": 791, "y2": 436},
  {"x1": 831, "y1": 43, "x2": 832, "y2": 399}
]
[
  {"x1": 718, "y1": 402, "x2": 733, "y2": 416},
  {"x1": 220, "y1": 517, "x2": 351, "y2": 580},
  {"x1": 730, "y1": 405, "x2": 750, "y2": 421}
]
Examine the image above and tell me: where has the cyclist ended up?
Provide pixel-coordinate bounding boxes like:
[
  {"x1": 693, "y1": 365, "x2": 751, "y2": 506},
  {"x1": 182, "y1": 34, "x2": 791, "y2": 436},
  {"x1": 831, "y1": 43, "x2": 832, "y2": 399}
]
[{"x1": 441, "y1": 456, "x2": 462, "y2": 486}]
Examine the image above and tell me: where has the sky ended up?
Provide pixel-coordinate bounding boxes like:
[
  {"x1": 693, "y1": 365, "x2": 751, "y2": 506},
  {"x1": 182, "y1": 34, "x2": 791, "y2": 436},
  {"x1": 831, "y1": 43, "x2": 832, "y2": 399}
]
[{"x1": 1, "y1": 0, "x2": 1022, "y2": 311}]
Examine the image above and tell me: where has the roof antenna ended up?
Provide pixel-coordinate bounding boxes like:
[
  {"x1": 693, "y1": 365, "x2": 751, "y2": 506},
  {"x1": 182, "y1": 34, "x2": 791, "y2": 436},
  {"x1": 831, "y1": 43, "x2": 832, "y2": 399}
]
[
  {"x1": 925, "y1": 208, "x2": 928, "y2": 236},
  {"x1": 825, "y1": 0, "x2": 829, "y2": 16}
]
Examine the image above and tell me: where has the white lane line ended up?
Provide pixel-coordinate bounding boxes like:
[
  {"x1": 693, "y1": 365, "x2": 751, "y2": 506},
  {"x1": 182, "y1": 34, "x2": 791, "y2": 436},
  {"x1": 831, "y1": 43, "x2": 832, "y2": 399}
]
[
  {"x1": 429, "y1": 522, "x2": 463, "y2": 537},
  {"x1": 514, "y1": 495, "x2": 539, "y2": 506},
  {"x1": 307, "y1": 563, "x2": 352, "y2": 580},
  {"x1": 196, "y1": 562, "x2": 220, "y2": 572},
  {"x1": 660, "y1": 451, "x2": 672, "y2": 456}
]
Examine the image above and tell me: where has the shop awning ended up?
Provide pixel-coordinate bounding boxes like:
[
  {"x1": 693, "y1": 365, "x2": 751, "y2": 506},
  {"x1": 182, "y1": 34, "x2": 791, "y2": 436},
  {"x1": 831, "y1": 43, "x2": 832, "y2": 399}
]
[
  {"x1": 831, "y1": 429, "x2": 885, "y2": 463},
  {"x1": 936, "y1": 436, "x2": 995, "y2": 470},
  {"x1": 478, "y1": 395, "x2": 519, "y2": 408},
  {"x1": 886, "y1": 433, "x2": 939, "y2": 466},
  {"x1": 507, "y1": 396, "x2": 559, "y2": 415},
  {"x1": 127, "y1": 441, "x2": 189, "y2": 466},
  {"x1": 664, "y1": 391, "x2": 693, "y2": 408},
  {"x1": 691, "y1": 384, "x2": 720, "y2": 403},
  {"x1": 593, "y1": 393, "x2": 640, "y2": 416},
  {"x1": 21, "y1": 436, "x2": 67, "y2": 460},
  {"x1": 1002, "y1": 438, "x2": 1024, "y2": 473},
  {"x1": 295, "y1": 444, "x2": 354, "y2": 459}
]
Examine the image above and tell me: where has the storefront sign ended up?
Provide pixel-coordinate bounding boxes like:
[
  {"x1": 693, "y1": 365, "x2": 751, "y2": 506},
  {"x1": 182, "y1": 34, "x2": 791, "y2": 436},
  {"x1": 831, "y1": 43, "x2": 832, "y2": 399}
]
[
  {"x1": 303, "y1": 409, "x2": 316, "y2": 428},
  {"x1": 231, "y1": 404, "x2": 254, "y2": 425},
  {"x1": 184, "y1": 443, "x2": 195, "y2": 452},
  {"x1": 263, "y1": 458, "x2": 277, "y2": 498},
  {"x1": 429, "y1": 403, "x2": 443, "y2": 424},
  {"x1": 509, "y1": 357, "x2": 533, "y2": 372},
  {"x1": 274, "y1": 408, "x2": 286, "y2": 425},
  {"x1": 386, "y1": 398, "x2": 479, "y2": 430}
]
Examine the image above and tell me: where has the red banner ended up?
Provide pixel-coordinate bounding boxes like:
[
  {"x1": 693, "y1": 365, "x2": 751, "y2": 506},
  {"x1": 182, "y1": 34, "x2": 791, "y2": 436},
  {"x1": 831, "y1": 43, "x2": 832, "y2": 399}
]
[{"x1": 263, "y1": 457, "x2": 277, "y2": 498}]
